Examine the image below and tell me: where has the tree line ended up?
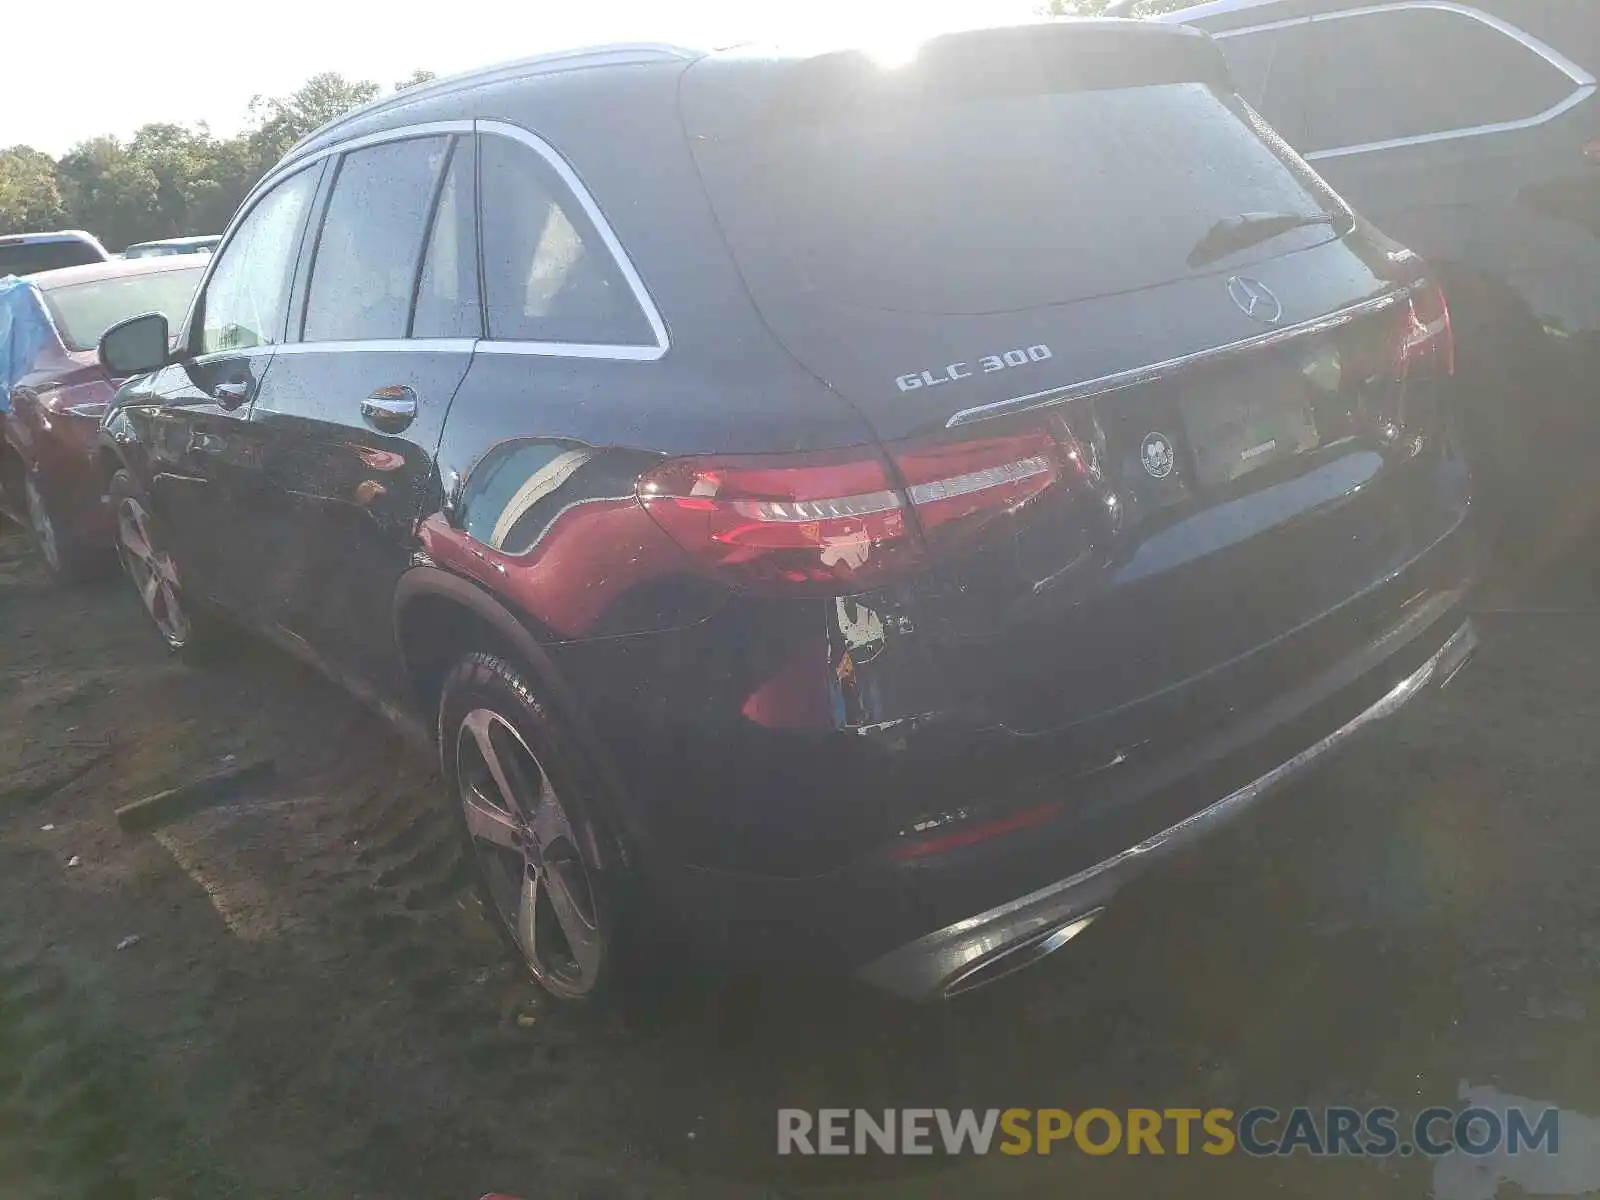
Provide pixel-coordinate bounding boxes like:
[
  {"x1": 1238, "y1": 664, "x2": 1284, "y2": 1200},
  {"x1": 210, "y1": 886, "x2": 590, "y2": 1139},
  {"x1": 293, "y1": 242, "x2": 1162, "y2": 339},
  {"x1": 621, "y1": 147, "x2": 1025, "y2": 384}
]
[{"x1": 0, "y1": 70, "x2": 434, "y2": 250}]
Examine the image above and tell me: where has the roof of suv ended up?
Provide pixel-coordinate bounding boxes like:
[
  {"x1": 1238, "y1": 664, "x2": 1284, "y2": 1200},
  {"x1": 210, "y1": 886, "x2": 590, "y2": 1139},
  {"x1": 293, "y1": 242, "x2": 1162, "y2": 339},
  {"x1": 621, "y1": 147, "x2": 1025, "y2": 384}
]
[
  {"x1": 283, "y1": 21, "x2": 1215, "y2": 165},
  {"x1": 285, "y1": 43, "x2": 702, "y2": 165}
]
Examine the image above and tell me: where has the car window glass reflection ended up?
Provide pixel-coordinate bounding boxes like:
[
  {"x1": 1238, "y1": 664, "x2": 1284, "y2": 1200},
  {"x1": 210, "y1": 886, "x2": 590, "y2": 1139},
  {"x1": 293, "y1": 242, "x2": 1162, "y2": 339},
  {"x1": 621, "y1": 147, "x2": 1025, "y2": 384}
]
[
  {"x1": 479, "y1": 135, "x2": 652, "y2": 346},
  {"x1": 412, "y1": 142, "x2": 482, "y2": 339},
  {"x1": 199, "y1": 167, "x2": 318, "y2": 354},
  {"x1": 303, "y1": 137, "x2": 450, "y2": 342}
]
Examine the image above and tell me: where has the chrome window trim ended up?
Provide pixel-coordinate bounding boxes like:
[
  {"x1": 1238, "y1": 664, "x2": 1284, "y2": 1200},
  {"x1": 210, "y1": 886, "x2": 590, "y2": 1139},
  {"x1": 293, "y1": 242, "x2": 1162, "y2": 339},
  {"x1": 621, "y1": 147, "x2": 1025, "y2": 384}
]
[
  {"x1": 1213, "y1": 1, "x2": 1597, "y2": 161},
  {"x1": 1209, "y1": 13, "x2": 1309, "y2": 37},
  {"x1": 199, "y1": 338, "x2": 659, "y2": 362},
  {"x1": 270, "y1": 338, "x2": 478, "y2": 356},
  {"x1": 945, "y1": 289, "x2": 1407, "y2": 429},
  {"x1": 199, "y1": 118, "x2": 669, "y2": 364},
  {"x1": 473, "y1": 341, "x2": 664, "y2": 361}
]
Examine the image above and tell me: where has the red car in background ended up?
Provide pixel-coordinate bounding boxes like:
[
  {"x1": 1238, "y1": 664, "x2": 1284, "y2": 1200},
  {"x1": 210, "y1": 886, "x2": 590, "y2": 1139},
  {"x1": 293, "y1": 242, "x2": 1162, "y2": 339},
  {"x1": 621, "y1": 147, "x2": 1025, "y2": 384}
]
[{"x1": 1, "y1": 257, "x2": 203, "y2": 581}]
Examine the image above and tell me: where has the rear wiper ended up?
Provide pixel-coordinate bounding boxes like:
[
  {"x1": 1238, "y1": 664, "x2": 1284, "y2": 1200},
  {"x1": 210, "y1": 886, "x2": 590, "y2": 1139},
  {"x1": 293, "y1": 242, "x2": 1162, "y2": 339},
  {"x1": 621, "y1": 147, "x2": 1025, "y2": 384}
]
[{"x1": 1187, "y1": 211, "x2": 1341, "y2": 268}]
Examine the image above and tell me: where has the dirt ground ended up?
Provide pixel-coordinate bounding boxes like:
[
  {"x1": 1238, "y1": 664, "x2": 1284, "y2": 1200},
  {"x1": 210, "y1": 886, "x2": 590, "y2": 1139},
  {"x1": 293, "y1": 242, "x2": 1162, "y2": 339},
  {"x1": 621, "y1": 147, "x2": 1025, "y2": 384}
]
[{"x1": 6, "y1": 517, "x2": 1600, "y2": 1200}]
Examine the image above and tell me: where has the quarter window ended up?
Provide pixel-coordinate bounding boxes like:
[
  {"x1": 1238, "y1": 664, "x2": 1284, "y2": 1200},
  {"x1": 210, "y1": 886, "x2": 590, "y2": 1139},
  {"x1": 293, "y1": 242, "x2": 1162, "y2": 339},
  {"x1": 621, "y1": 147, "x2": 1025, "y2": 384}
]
[
  {"x1": 478, "y1": 133, "x2": 654, "y2": 346},
  {"x1": 1304, "y1": 7, "x2": 1579, "y2": 153},
  {"x1": 197, "y1": 167, "x2": 319, "y2": 355},
  {"x1": 303, "y1": 136, "x2": 449, "y2": 342}
]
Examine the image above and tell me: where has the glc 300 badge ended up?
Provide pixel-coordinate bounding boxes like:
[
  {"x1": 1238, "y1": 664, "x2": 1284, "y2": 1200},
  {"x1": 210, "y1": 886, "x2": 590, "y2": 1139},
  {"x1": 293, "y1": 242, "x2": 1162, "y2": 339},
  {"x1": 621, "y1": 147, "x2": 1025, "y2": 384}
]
[{"x1": 895, "y1": 344, "x2": 1053, "y2": 392}]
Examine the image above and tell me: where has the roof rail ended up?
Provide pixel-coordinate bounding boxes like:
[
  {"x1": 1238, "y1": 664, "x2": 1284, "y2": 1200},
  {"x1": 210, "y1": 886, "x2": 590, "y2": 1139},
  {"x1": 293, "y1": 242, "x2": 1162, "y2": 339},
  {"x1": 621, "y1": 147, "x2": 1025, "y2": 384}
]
[{"x1": 282, "y1": 43, "x2": 700, "y2": 164}]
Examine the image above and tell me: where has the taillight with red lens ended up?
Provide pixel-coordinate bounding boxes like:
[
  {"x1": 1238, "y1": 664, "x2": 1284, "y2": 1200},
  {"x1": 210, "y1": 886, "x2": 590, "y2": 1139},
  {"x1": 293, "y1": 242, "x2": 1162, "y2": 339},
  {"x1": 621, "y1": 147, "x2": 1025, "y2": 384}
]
[
  {"x1": 889, "y1": 429, "x2": 1064, "y2": 556},
  {"x1": 639, "y1": 425, "x2": 1078, "y2": 594},
  {"x1": 638, "y1": 446, "x2": 923, "y2": 594},
  {"x1": 1398, "y1": 280, "x2": 1455, "y2": 378}
]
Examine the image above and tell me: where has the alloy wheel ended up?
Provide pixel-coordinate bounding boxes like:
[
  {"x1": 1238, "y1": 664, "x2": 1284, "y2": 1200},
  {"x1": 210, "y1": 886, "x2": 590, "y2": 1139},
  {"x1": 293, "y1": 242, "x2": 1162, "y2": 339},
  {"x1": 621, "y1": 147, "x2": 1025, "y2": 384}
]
[
  {"x1": 114, "y1": 496, "x2": 191, "y2": 648},
  {"x1": 455, "y1": 707, "x2": 604, "y2": 998},
  {"x1": 23, "y1": 476, "x2": 61, "y2": 574}
]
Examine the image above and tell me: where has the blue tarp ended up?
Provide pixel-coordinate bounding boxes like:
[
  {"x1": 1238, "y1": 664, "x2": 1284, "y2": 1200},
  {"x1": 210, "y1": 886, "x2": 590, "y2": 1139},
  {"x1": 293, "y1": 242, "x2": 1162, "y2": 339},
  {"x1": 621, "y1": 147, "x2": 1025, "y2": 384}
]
[{"x1": 0, "y1": 275, "x2": 53, "y2": 415}]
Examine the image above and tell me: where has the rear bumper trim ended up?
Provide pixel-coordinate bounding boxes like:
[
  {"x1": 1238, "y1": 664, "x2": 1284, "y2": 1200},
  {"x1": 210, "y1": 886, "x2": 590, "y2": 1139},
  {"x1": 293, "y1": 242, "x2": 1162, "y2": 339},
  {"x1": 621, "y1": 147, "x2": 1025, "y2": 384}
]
[{"x1": 855, "y1": 618, "x2": 1479, "y2": 1001}]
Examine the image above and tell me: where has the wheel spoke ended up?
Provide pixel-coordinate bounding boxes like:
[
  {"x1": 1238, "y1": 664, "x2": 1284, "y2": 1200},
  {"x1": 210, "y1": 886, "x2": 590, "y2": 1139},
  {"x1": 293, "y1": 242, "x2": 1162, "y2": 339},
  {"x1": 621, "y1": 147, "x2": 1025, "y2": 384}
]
[
  {"x1": 461, "y1": 709, "x2": 526, "y2": 817},
  {"x1": 462, "y1": 789, "x2": 521, "y2": 851},
  {"x1": 140, "y1": 569, "x2": 162, "y2": 611},
  {"x1": 160, "y1": 582, "x2": 189, "y2": 640},
  {"x1": 514, "y1": 867, "x2": 541, "y2": 967},
  {"x1": 153, "y1": 553, "x2": 181, "y2": 588},
  {"x1": 120, "y1": 510, "x2": 154, "y2": 562},
  {"x1": 544, "y1": 862, "x2": 602, "y2": 982},
  {"x1": 530, "y1": 776, "x2": 572, "y2": 850}
]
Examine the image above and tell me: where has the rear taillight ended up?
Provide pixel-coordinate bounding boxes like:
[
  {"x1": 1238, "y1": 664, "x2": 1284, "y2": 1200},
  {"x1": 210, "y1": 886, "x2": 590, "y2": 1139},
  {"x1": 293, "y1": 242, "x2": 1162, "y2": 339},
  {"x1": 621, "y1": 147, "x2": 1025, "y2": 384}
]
[
  {"x1": 638, "y1": 446, "x2": 921, "y2": 594},
  {"x1": 638, "y1": 425, "x2": 1076, "y2": 594},
  {"x1": 1398, "y1": 280, "x2": 1455, "y2": 379},
  {"x1": 888, "y1": 429, "x2": 1063, "y2": 557}
]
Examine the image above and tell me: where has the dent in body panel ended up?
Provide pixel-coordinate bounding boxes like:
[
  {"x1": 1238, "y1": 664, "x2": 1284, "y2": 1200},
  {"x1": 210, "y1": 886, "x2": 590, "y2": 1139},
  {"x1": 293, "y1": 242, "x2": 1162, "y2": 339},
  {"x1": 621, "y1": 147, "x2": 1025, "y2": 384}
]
[{"x1": 422, "y1": 436, "x2": 724, "y2": 640}]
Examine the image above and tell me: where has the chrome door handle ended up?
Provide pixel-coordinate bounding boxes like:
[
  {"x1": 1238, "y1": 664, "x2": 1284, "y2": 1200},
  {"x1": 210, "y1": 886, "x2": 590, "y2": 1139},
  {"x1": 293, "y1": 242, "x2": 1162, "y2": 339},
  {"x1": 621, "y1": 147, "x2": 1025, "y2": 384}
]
[
  {"x1": 360, "y1": 386, "x2": 418, "y2": 434},
  {"x1": 214, "y1": 379, "x2": 252, "y2": 410}
]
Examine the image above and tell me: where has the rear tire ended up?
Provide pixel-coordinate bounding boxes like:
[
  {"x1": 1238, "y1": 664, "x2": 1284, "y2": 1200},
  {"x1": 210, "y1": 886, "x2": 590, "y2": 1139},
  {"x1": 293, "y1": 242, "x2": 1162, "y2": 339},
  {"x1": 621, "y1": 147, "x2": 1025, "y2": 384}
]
[
  {"x1": 108, "y1": 469, "x2": 228, "y2": 658},
  {"x1": 438, "y1": 652, "x2": 630, "y2": 1003}
]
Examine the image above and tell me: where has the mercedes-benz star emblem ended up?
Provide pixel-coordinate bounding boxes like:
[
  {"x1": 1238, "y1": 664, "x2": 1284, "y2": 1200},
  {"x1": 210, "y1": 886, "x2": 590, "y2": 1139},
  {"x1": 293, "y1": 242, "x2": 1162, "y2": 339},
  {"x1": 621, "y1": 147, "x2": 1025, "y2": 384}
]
[
  {"x1": 1141, "y1": 432, "x2": 1175, "y2": 480},
  {"x1": 1227, "y1": 276, "x2": 1283, "y2": 326}
]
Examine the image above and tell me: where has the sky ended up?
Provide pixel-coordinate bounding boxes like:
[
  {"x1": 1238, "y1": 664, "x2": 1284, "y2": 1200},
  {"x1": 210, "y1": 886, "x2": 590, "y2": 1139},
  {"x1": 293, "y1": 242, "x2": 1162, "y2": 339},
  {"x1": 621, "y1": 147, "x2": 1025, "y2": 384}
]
[{"x1": 5, "y1": 0, "x2": 1043, "y2": 155}]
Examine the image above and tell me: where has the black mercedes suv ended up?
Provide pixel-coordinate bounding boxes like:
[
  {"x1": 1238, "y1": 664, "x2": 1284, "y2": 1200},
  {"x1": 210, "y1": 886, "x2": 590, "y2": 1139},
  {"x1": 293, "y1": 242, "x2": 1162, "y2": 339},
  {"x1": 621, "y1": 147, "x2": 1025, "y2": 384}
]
[{"x1": 94, "y1": 22, "x2": 1477, "y2": 1002}]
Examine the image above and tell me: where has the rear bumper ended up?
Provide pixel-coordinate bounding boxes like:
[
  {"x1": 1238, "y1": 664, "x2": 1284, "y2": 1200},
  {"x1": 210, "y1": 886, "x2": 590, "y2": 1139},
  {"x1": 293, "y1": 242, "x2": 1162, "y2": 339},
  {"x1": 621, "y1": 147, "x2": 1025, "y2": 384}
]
[
  {"x1": 630, "y1": 553, "x2": 1477, "y2": 994},
  {"x1": 544, "y1": 457, "x2": 1479, "y2": 991},
  {"x1": 856, "y1": 618, "x2": 1477, "y2": 999}
]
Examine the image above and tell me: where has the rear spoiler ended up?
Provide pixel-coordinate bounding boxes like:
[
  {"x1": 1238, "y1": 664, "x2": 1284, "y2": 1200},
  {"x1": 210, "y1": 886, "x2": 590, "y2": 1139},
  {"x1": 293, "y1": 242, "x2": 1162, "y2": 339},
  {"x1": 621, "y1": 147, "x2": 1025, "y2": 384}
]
[{"x1": 683, "y1": 21, "x2": 1228, "y2": 139}]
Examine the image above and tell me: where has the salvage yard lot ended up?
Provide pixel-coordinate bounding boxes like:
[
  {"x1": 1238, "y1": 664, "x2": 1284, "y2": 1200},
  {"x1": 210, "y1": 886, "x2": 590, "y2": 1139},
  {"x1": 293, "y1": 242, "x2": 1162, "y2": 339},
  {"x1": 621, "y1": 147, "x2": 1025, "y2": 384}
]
[{"x1": 4, "y1": 521, "x2": 1600, "y2": 1200}]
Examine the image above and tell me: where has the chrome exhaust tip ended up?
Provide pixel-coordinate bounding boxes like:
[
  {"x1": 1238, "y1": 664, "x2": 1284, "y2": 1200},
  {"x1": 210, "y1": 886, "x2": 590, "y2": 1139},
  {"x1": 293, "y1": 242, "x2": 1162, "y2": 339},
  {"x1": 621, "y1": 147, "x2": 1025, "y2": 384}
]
[{"x1": 940, "y1": 909, "x2": 1103, "y2": 998}]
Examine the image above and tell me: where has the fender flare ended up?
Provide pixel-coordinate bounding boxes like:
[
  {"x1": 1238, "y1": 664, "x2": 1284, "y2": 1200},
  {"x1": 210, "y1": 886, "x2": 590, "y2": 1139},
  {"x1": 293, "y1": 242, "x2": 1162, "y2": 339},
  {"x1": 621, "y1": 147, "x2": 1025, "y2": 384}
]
[{"x1": 391, "y1": 564, "x2": 642, "y2": 858}]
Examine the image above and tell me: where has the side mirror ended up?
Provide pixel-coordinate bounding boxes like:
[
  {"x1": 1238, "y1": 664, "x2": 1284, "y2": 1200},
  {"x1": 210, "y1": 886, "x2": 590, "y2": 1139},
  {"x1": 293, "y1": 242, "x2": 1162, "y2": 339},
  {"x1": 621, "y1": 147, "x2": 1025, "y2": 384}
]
[{"x1": 99, "y1": 312, "x2": 172, "y2": 378}]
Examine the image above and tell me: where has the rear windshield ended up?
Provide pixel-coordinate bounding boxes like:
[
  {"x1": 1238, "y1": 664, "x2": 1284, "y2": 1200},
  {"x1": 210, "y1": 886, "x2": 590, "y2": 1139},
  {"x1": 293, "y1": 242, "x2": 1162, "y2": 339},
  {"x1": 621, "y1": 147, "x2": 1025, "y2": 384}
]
[
  {"x1": 0, "y1": 240, "x2": 105, "y2": 276},
  {"x1": 41, "y1": 267, "x2": 204, "y2": 351},
  {"x1": 694, "y1": 80, "x2": 1342, "y2": 315}
]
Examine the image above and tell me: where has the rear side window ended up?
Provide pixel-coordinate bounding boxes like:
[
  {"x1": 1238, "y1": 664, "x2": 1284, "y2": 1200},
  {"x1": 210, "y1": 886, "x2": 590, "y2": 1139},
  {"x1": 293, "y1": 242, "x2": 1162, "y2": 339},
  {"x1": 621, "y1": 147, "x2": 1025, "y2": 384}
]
[
  {"x1": 412, "y1": 140, "x2": 482, "y2": 339},
  {"x1": 0, "y1": 240, "x2": 103, "y2": 275},
  {"x1": 694, "y1": 81, "x2": 1340, "y2": 315},
  {"x1": 478, "y1": 133, "x2": 654, "y2": 346},
  {"x1": 303, "y1": 136, "x2": 450, "y2": 342},
  {"x1": 1304, "y1": 7, "x2": 1581, "y2": 153}
]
